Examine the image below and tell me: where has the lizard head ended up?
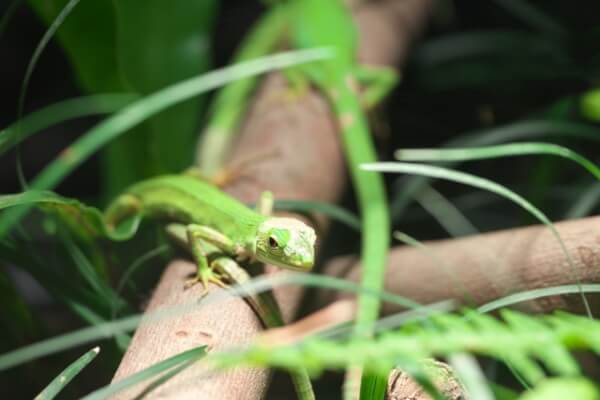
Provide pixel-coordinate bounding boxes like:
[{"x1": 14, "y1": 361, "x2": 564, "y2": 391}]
[{"x1": 255, "y1": 217, "x2": 316, "y2": 271}]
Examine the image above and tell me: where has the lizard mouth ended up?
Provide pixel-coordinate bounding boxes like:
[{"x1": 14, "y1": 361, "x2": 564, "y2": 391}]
[{"x1": 256, "y1": 255, "x2": 313, "y2": 271}]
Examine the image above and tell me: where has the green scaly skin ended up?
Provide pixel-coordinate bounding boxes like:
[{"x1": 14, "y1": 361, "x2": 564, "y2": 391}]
[{"x1": 104, "y1": 175, "x2": 316, "y2": 279}]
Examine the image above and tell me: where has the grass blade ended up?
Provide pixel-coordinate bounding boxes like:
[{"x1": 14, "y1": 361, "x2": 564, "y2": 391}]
[
  {"x1": 478, "y1": 284, "x2": 600, "y2": 313},
  {"x1": 34, "y1": 347, "x2": 100, "y2": 400},
  {"x1": 564, "y1": 183, "x2": 600, "y2": 219},
  {"x1": 448, "y1": 353, "x2": 492, "y2": 400},
  {"x1": 362, "y1": 162, "x2": 592, "y2": 317},
  {"x1": 18, "y1": 0, "x2": 81, "y2": 122},
  {"x1": 0, "y1": 0, "x2": 23, "y2": 39},
  {"x1": 395, "y1": 142, "x2": 600, "y2": 180},
  {"x1": 0, "y1": 48, "x2": 332, "y2": 237},
  {"x1": 412, "y1": 186, "x2": 478, "y2": 237},
  {"x1": 80, "y1": 346, "x2": 206, "y2": 400},
  {"x1": 273, "y1": 199, "x2": 361, "y2": 231},
  {"x1": 0, "y1": 272, "x2": 423, "y2": 371},
  {"x1": 390, "y1": 119, "x2": 600, "y2": 219},
  {"x1": 16, "y1": 0, "x2": 81, "y2": 188},
  {"x1": 0, "y1": 94, "x2": 137, "y2": 156},
  {"x1": 491, "y1": 0, "x2": 566, "y2": 37}
]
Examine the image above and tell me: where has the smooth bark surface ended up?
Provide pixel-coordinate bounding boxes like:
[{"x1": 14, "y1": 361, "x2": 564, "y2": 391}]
[{"x1": 318, "y1": 216, "x2": 600, "y2": 318}]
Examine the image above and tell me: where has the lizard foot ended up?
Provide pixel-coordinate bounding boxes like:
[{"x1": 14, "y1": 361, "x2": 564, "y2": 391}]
[{"x1": 183, "y1": 270, "x2": 227, "y2": 293}]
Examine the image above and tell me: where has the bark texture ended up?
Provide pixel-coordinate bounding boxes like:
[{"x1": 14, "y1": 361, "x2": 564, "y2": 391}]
[{"x1": 318, "y1": 216, "x2": 600, "y2": 318}]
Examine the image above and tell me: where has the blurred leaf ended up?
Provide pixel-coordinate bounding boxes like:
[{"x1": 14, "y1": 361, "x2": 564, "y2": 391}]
[
  {"x1": 106, "y1": 0, "x2": 219, "y2": 191},
  {"x1": 0, "y1": 0, "x2": 24, "y2": 39},
  {"x1": 411, "y1": 31, "x2": 576, "y2": 92},
  {"x1": 449, "y1": 353, "x2": 493, "y2": 400},
  {"x1": 518, "y1": 378, "x2": 599, "y2": 400},
  {"x1": 0, "y1": 267, "x2": 37, "y2": 349},
  {"x1": 491, "y1": 0, "x2": 567, "y2": 38},
  {"x1": 391, "y1": 119, "x2": 600, "y2": 220},
  {"x1": 0, "y1": 237, "x2": 123, "y2": 336},
  {"x1": 0, "y1": 272, "x2": 422, "y2": 371},
  {"x1": 26, "y1": 0, "x2": 219, "y2": 195},
  {"x1": 395, "y1": 142, "x2": 600, "y2": 180},
  {"x1": 0, "y1": 48, "x2": 333, "y2": 236},
  {"x1": 0, "y1": 94, "x2": 137, "y2": 157},
  {"x1": 581, "y1": 88, "x2": 600, "y2": 121},
  {"x1": 27, "y1": 0, "x2": 123, "y2": 92},
  {"x1": 478, "y1": 284, "x2": 600, "y2": 314},
  {"x1": 35, "y1": 347, "x2": 100, "y2": 400}
]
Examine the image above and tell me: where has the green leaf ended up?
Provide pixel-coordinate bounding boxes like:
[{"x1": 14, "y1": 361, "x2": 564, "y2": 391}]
[
  {"x1": 111, "y1": 0, "x2": 218, "y2": 179},
  {"x1": 360, "y1": 372, "x2": 388, "y2": 400},
  {"x1": 478, "y1": 284, "x2": 600, "y2": 313},
  {"x1": 34, "y1": 347, "x2": 100, "y2": 400}
]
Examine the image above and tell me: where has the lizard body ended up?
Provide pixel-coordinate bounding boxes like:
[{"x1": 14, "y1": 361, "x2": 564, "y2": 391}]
[{"x1": 104, "y1": 174, "x2": 316, "y2": 286}]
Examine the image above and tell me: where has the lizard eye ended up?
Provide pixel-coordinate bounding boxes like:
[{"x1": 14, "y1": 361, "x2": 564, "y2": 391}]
[{"x1": 268, "y1": 236, "x2": 279, "y2": 249}]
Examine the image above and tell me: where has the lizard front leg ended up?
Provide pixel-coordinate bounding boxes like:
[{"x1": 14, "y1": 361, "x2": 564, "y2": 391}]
[{"x1": 184, "y1": 224, "x2": 247, "y2": 291}]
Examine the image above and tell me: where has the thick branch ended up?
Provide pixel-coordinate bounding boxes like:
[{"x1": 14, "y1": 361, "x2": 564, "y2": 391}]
[
  {"x1": 110, "y1": 1, "x2": 434, "y2": 399},
  {"x1": 317, "y1": 216, "x2": 600, "y2": 318}
]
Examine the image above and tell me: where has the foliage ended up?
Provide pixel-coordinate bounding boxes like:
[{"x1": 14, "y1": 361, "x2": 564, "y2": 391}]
[{"x1": 211, "y1": 310, "x2": 600, "y2": 389}]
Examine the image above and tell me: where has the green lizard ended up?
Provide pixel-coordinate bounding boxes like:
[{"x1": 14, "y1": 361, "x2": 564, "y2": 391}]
[{"x1": 104, "y1": 174, "x2": 316, "y2": 290}]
